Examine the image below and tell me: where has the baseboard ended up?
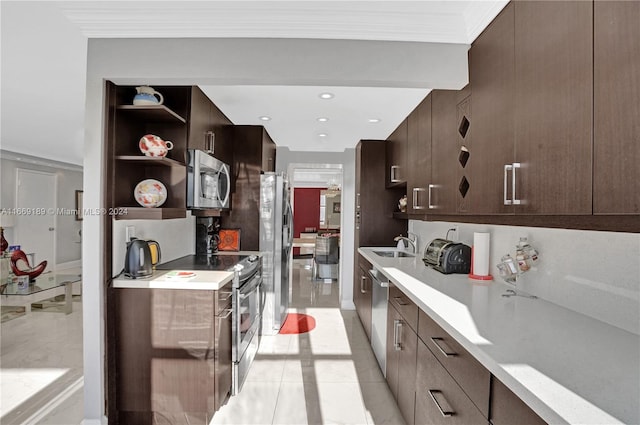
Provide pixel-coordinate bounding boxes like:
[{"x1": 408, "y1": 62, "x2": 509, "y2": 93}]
[
  {"x1": 82, "y1": 418, "x2": 107, "y2": 425},
  {"x1": 57, "y1": 259, "x2": 82, "y2": 270},
  {"x1": 341, "y1": 300, "x2": 356, "y2": 310}
]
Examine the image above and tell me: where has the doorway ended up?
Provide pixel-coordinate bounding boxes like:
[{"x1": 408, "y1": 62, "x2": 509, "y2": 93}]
[
  {"x1": 15, "y1": 169, "x2": 57, "y2": 273},
  {"x1": 288, "y1": 164, "x2": 343, "y2": 289}
]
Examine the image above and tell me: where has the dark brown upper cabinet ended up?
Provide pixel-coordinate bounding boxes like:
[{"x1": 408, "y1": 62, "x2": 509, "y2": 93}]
[
  {"x1": 407, "y1": 94, "x2": 432, "y2": 214},
  {"x1": 469, "y1": 2, "x2": 516, "y2": 215},
  {"x1": 187, "y1": 86, "x2": 234, "y2": 167},
  {"x1": 386, "y1": 118, "x2": 408, "y2": 188},
  {"x1": 467, "y1": 1, "x2": 593, "y2": 216},
  {"x1": 513, "y1": 0, "x2": 593, "y2": 215},
  {"x1": 430, "y1": 89, "x2": 459, "y2": 214},
  {"x1": 593, "y1": 1, "x2": 640, "y2": 214}
]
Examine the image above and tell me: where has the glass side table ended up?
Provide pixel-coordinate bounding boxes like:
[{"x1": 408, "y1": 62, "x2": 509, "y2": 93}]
[{"x1": 1, "y1": 273, "x2": 81, "y2": 314}]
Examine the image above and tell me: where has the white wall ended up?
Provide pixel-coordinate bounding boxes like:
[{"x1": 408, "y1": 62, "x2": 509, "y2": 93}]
[
  {"x1": 0, "y1": 154, "x2": 83, "y2": 266},
  {"x1": 409, "y1": 220, "x2": 640, "y2": 335}
]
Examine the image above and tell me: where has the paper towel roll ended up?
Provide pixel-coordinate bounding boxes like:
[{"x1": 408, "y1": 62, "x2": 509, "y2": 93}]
[{"x1": 473, "y1": 232, "x2": 491, "y2": 276}]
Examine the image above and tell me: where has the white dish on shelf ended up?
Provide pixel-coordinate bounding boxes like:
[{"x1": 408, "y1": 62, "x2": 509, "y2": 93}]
[{"x1": 134, "y1": 179, "x2": 167, "y2": 208}]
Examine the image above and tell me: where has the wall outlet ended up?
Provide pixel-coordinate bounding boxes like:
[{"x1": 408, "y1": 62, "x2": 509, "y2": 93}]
[{"x1": 126, "y1": 226, "x2": 136, "y2": 242}]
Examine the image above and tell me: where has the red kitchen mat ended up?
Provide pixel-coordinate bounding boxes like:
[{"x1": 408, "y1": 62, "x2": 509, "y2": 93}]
[{"x1": 279, "y1": 313, "x2": 316, "y2": 334}]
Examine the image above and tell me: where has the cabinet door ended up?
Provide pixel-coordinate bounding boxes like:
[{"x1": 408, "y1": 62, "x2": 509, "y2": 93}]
[
  {"x1": 514, "y1": 0, "x2": 593, "y2": 214},
  {"x1": 188, "y1": 86, "x2": 213, "y2": 152},
  {"x1": 594, "y1": 1, "x2": 640, "y2": 214},
  {"x1": 468, "y1": 3, "x2": 515, "y2": 215},
  {"x1": 407, "y1": 95, "x2": 432, "y2": 214},
  {"x1": 356, "y1": 141, "x2": 408, "y2": 247},
  {"x1": 430, "y1": 90, "x2": 459, "y2": 214},
  {"x1": 490, "y1": 376, "x2": 546, "y2": 425},
  {"x1": 215, "y1": 302, "x2": 232, "y2": 411},
  {"x1": 386, "y1": 119, "x2": 408, "y2": 187},
  {"x1": 415, "y1": 339, "x2": 488, "y2": 425},
  {"x1": 386, "y1": 303, "x2": 417, "y2": 425}
]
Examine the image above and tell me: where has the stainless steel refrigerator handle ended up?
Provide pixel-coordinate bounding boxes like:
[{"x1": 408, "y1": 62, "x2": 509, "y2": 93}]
[
  {"x1": 430, "y1": 337, "x2": 457, "y2": 357},
  {"x1": 428, "y1": 390, "x2": 454, "y2": 417},
  {"x1": 512, "y1": 162, "x2": 522, "y2": 205},
  {"x1": 504, "y1": 164, "x2": 513, "y2": 205}
]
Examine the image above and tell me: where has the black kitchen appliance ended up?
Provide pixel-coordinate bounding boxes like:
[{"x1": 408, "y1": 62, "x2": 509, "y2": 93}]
[
  {"x1": 123, "y1": 238, "x2": 160, "y2": 278},
  {"x1": 423, "y1": 238, "x2": 472, "y2": 274}
]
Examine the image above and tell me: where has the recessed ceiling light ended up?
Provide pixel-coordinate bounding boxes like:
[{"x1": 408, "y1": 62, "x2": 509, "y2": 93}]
[
  {"x1": 319, "y1": 92, "x2": 334, "y2": 99},
  {"x1": 317, "y1": 117, "x2": 329, "y2": 122},
  {"x1": 318, "y1": 133, "x2": 328, "y2": 138},
  {"x1": 259, "y1": 116, "x2": 271, "y2": 121},
  {"x1": 368, "y1": 118, "x2": 381, "y2": 123}
]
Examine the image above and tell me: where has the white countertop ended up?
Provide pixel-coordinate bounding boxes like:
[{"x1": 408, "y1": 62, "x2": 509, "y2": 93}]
[
  {"x1": 112, "y1": 270, "x2": 234, "y2": 291},
  {"x1": 359, "y1": 247, "x2": 639, "y2": 425}
]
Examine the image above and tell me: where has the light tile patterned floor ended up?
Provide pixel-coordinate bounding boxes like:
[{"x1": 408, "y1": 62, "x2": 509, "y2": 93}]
[
  {"x1": 0, "y1": 262, "x2": 404, "y2": 425},
  {"x1": 211, "y1": 260, "x2": 405, "y2": 425}
]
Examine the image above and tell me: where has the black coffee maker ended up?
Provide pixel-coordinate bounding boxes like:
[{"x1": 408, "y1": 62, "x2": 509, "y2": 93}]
[{"x1": 196, "y1": 217, "x2": 220, "y2": 256}]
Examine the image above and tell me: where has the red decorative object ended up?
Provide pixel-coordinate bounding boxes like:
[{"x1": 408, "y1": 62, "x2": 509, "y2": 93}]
[
  {"x1": 0, "y1": 228, "x2": 8, "y2": 255},
  {"x1": 218, "y1": 229, "x2": 240, "y2": 251},
  {"x1": 279, "y1": 313, "x2": 316, "y2": 335},
  {"x1": 10, "y1": 250, "x2": 47, "y2": 281}
]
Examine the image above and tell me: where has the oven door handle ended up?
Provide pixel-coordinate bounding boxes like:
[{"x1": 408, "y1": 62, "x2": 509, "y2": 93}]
[{"x1": 239, "y1": 274, "x2": 262, "y2": 297}]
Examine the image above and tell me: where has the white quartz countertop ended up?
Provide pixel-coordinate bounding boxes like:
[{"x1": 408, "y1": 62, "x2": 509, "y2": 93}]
[
  {"x1": 112, "y1": 270, "x2": 234, "y2": 291},
  {"x1": 359, "y1": 247, "x2": 639, "y2": 425}
]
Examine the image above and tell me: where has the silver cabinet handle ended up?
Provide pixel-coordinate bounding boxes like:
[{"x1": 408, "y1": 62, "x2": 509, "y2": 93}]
[
  {"x1": 356, "y1": 193, "x2": 360, "y2": 210},
  {"x1": 393, "y1": 296, "x2": 409, "y2": 306},
  {"x1": 428, "y1": 184, "x2": 436, "y2": 209},
  {"x1": 413, "y1": 187, "x2": 427, "y2": 210},
  {"x1": 393, "y1": 319, "x2": 402, "y2": 351},
  {"x1": 428, "y1": 390, "x2": 454, "y2": 417},
  {"x1": 360, "y1": 275, "x2": 367, "y2": 294},
  {"x1": 512, "y1": 162, "x2": 522, "y2": 205},
  {"x1": 504, "y1": 164, "x2": 513, "y2": 205},
  {"x1": 430, "y1": 337, "x2": 457, "y2": 357},
  {"x1": 390, "y1": 165, "x2": 401, "y2": 183},
  {"x1": 219, "y1": 308, "x2": 232, "y2": 319},
  {"x1": 218, "y1": 290, "x2": 233, "y2": 302}
]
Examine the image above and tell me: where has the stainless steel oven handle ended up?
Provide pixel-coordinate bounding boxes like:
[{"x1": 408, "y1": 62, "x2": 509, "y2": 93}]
[{"x1": 239, "y1": 274, "x2": 262, "y2": 297}]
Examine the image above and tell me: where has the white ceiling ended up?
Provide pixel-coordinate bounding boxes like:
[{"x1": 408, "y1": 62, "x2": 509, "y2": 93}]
[{"x1": 0, "y1": 1, "x2": 508, "y2": 166}]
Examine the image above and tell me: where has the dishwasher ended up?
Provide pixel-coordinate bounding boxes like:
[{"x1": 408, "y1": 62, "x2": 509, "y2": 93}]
[{"x1": 368, "y1": 268, "x2": 390, "y2": 375}]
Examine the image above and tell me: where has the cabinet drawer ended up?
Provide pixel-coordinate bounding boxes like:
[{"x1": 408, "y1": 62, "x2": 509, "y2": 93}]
[
  {"x1": 389, "y1": 285, "x2": 418, "y2": 332},
  {"x1": 359, "y1": 254, "x2": 372, "y2": 273},
  {"x1": 491, "y1": 376, "x2": 547, "y2": 425},
  {"x1": 418, "y1": 309, "x2": 490, "y2": 418},
  {"x1": 415, "y1": 339, "x2": 488, "y2": 425}
]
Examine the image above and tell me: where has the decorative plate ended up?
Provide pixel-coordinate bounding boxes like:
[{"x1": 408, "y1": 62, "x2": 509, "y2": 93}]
[
  {"x1": 134, "y1": 179, "x2": 167, "y2": 208},
  {"x1": 165, "y1": 271, "x2": 196, "y2": 279}
]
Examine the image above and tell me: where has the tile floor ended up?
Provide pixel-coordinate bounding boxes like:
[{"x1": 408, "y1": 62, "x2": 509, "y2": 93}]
[
  {"x1": 0, "y1": 261, "x2": 404, "y2": 425},
  {"x1": 211, "y1": 260, "x2": 405, "y2": 425},
  {"x1": 0, "y1": 269, "x2": 84, "y2": 425}
]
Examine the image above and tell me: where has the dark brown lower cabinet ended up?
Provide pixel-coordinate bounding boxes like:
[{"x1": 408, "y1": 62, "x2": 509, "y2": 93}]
[
  {"x1": 415, "y1": 339, "x2": 488, "y2": 425},
  {"x1": 354, "y1": 254, "x2": 373, "y2": 340},
  {"x1": 386, "y1": 302, "x2": 417, "y2": 425},
  {"x1": 109, "y1": 284, "x2": 232, "y2": 424},
  {"x1": 490, "y1": 376, "x2": 547, "y2": 425}
]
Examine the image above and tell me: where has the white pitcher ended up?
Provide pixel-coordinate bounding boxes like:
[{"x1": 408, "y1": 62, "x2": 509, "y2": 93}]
[{"x1": 133, "y1": 86, "x2": 164, "y2": 106}]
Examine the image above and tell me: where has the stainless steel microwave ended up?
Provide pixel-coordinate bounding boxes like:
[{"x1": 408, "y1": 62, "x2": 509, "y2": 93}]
[{"x1": 187, "y1": 149, "x2": 231, "y2": 209}]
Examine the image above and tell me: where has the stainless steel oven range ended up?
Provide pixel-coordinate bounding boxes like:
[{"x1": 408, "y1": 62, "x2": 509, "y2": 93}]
[{"x1": 231, "y1": 258, "x2": 262, "y2": 394}]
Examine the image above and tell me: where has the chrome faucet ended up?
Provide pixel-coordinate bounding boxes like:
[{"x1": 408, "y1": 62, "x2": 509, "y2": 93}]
[{"x1": 394, "y1": 232, "x2": 418, "y2": 254}]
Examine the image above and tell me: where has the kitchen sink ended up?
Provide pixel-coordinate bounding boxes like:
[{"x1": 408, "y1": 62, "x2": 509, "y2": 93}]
[{"x1": 373, "y1": 250, "x2": 415, "y2": 258}]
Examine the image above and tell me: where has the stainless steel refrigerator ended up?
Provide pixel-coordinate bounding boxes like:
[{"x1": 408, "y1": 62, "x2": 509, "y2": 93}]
[{"x1": 259, "y1": 172, "x2": 293, "y2": 335}]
